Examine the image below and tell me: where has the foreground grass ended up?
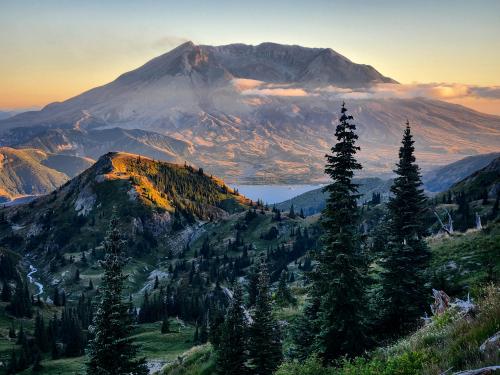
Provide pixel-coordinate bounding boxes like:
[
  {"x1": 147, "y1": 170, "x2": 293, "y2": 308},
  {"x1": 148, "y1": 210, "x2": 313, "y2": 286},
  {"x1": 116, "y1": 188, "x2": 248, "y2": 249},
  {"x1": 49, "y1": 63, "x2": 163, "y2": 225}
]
[
  {"x1": 161, "y1": 344, "x2": 215, "y2": 375},
  {"x1": 276, "y1": 284, "x2": 500, "y2": 375},
  {"x1": 428, "y1": 222, "x2": 500, "y2": 294}
]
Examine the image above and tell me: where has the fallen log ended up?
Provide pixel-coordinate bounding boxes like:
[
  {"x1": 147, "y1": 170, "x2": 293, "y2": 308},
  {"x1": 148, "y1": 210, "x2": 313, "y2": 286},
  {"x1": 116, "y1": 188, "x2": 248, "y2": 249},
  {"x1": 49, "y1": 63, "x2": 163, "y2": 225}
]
[{"x1": 451, "y1": 366, "x2": 500, "y2": 375}]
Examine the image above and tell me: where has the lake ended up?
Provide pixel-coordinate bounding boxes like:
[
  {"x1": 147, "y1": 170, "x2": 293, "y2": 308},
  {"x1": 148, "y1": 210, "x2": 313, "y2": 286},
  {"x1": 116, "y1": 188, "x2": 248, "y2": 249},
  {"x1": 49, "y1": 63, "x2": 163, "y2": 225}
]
[{"x1": 233, "y1": 184, "x2": 323, "y2": 205}]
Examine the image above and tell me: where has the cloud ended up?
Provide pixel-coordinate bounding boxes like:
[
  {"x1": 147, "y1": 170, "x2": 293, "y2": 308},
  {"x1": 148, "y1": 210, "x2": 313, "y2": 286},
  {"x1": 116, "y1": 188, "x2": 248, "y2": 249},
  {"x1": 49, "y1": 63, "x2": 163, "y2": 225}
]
[
  {"x1": 315, "y1": 83, "x2": 500, "y2": 101},
  {"x1": 470, "y1": 86, "x2": 500, "y2": 99},
  {"x1": 233, "y1": 80, "x2": 311, "y2": 97},
  {"x1": 232, "y1": 77, "x2": 500, "y2": 114},
  {"x1": 231, "y1": 78, "x2": 264, "y2": 91},
  {"x1": 243, "y1": 87, "x2": 310, "y2": 97}
]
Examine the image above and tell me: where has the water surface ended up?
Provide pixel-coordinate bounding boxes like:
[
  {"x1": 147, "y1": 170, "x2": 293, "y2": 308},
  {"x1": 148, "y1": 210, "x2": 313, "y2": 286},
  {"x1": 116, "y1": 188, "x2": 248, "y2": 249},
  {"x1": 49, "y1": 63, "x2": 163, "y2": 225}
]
[{"x1": 233, "y1": 184, "x2": 322, "y2": 205}]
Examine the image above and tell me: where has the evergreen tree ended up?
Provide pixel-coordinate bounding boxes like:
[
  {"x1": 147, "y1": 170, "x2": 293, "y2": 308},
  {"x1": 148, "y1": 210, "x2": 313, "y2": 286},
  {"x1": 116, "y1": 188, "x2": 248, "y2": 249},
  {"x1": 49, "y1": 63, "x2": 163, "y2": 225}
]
[
  {"x1": 74, "y1": 268, "x2": 80, "y2": 282},
  {"x1": 275, "y1": 271, "x2": 296, "y2": 308},
  {"x1": 8, "y1": 323, "x2": 16, "y2": 339},
  {"x1": 34, "y1": 312, "x2": 49, "y2": 353},
  {"x1": 247, "y1": 265, "x2": 259, "y2": 308},
  {"x1": 52, "y1": 286, "x2": 61, "y2": 307},
  {"x1": 16, "y1": 325, "x2": 25, "y2": 345},
  {"x1": 193, "y1": 324, "x2": 199, "y2": 344},
  {"x1": 309, "y1": 103, "x2": 368, "y2": 362},
  {"x1": 32, "y1": 350, "x2": 43, "y2": 372},
  {"x1": 199, "y1": 319, "x2": 209, "y2": 344},
  {"x1": 248, "y1": 262, "x2": 282, "y2": 374},
  {"x1": 86, "y1": 213, "x2": 148, "y2": 375},
  {"x1": 289, "y1": 204, "x2": 296, "y2": 219},
  {"x1": 161, "y1": 316, "x2": 170, "y2": 334},
  {"x1": 61, "y1": 308, "x2": 85, "y2": 357},
  {"x1": 7, "y1": 350, "x2": 17, "y2": 375},
  {"x1": 455, "y1": 192, "x2": 473, "y2": 231},
  {"x1": 490, "y1": 193, "x2": 499, "y2": 220},
  {"x1": 208, "y1": 303, "x2": 225, "y2": 350},
  {"x1": 18, "y1": 336, "x2": 32, "y2": 371},
  {"x1": 216, "y1": 283, "x2": 248, "y2": 375},
  {"x1": 378, "y1": 122, "x2": 431, "y2": 337},
  {"x1": 1, "y1": 281, "x2": 12, "y2": 302},
  {"x1": 290, "y1": 298, "x2": 320, "y2": 361},
  {"x1": 8, "y1": 280, "x2": 32, "y2": 318}
]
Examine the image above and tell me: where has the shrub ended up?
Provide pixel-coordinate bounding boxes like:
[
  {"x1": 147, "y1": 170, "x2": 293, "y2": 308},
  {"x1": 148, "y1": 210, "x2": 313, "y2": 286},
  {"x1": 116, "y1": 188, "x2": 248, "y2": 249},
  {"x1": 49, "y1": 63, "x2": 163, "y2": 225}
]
[{"x1": 275, "y1": 356, "x2": 336, "y2": 375}]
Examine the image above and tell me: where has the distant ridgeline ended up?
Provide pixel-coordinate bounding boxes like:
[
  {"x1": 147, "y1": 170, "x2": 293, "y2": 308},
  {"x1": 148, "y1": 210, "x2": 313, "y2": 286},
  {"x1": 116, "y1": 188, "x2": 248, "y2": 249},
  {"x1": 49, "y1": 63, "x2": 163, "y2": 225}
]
[{"x1": 276, "y1": 177, "x2": 393, "y2": 215}]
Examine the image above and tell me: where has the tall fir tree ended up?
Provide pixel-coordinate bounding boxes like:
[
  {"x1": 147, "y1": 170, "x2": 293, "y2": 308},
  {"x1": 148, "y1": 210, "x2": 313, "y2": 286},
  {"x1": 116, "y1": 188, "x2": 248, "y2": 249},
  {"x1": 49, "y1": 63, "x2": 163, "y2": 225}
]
[
  {"x1": 275, "y1": 270, "x2": 296, "y2": 308},
  {"x1": 34, "y1": 312, "x2": 49, "y2": 353},
  {"x1": 378, "y1": 121, "x2": 430, "y2": 337},
  {"x1": 248, "y1": 262, "x2": 282, "y2": 375},
  {"x1": 290, "y1": 297, "x2": 320, "y2": 361},
  {"x1": 6, "y1": 350, "x2": 17, "y2": 375},
  {"x1": 86, "y1": 213, "x2": 148, "y2": 375},
  {"x1": 216, "y1": 283, "x2": 248, "y2": 375},
  {"x1": 1, "y1": 281, "x2": 12, "y2": 302},
  {"x1": 161, "y1": 315, "x2": 170, "y2": 334},
  {"x1": 247, "y1": 265, "x2": 259, "y2": 308},
  {"x1": 309, "y1": 102, "x2": 369, "y2": 362},
  {"x1": 7, "y1": 280, "x2": 32, "y2": 318}
]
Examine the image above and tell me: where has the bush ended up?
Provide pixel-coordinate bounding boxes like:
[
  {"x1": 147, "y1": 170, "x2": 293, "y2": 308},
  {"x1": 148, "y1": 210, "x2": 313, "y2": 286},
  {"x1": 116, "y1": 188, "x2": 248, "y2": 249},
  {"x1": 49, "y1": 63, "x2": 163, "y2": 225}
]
[{"x1": 275, "y1": 356, "x2": 335, "y2": 375}]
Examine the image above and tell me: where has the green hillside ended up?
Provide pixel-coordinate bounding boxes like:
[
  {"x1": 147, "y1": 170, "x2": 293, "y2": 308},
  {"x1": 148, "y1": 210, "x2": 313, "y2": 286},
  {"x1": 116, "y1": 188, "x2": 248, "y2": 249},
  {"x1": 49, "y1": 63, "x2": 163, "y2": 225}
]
[
  {"x1": 443, "y1": 157, "x2": 500, "y2": 201},
  {"x1": 276, "y1": 177, "x2": 393, "y2": 215},
  {"x1": 422, "y1": 153, "x2": 500, "y2": 193}
]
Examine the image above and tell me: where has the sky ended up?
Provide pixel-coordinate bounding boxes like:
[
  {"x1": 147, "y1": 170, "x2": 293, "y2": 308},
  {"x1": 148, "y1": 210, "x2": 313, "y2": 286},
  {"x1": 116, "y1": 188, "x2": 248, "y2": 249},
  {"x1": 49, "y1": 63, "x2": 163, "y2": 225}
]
[{"x1": 1, "y1": 0, "x2": 500, "y2": 114}]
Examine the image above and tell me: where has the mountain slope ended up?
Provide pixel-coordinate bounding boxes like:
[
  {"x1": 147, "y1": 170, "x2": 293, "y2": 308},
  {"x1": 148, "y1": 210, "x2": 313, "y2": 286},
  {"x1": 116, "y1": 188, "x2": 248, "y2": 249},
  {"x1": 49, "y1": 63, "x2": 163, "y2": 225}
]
[
  {"x1": 423, "y1": 152, "x2": 500, "y2": 193},
  {"x1": 444, "y1": 156, "x2": 500, "y2": 199},
  {"x1": 0, "y1": 147, "x2": 90, "y2": 201},
  {"x1": 41, "y1": 153, "x2": 94, "y2": 177},
  {"x1": 276, "y1": 177, "x2": 393, "y2": 215},
  {"x1": 3, "y1": 127, "x2": 192, "y2": 163},
  {"x1": 0, "y1": 152, "x2": 248, "y2": 257},
  {"x1": 0, "y1": 42, "x2": 498, "y2": 183}
]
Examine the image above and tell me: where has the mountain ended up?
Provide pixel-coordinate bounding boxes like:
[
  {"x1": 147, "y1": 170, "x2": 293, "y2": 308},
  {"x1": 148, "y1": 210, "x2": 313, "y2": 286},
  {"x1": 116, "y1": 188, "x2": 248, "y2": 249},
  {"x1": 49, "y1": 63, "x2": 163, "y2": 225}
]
[
  {"x1": 0, "y1": 147, "x2": 92, "y2": 202},
  {"x1": 116, "y1": 42, "x2": 396, "y2": 87},
  {"x1": 1, "y1": 42, "x2": 499, "y2": 183},
  {"x1": 3, "y1": 127, "x2": 193, "y2": 163},
  {"x1": 0, "y1": 111, "x2": 16, "y2": 121},
  {"x1": 276, "y1": 177, "x2": 393, "y2": 215},
  {"x1": 0, "y1": 152, "x2": 249, "y2": 257},
  {"x1": 443, "y1": 156, "x2": 500, "y2": 199},
  {"x1": 422, "y1": 152, "x2": 500, "y2": 193}
]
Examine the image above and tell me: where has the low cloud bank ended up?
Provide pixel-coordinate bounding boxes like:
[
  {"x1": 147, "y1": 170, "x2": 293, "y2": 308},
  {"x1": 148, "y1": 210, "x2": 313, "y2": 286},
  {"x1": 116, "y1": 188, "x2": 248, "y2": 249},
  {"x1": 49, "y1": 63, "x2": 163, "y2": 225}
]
[
  {"x1": 232, "y1": 78, "x2": 500, "y2": 101},
  {"x1": 316, "y1": 83, "x2": 500, "y2": 101}
]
